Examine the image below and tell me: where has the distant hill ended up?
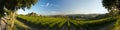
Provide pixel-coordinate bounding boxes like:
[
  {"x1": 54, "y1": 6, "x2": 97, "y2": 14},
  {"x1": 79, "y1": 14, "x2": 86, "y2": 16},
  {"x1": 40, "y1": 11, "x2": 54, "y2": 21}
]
[{"x1": 50, "y1": 14, "x2": 109, "y2": 20}]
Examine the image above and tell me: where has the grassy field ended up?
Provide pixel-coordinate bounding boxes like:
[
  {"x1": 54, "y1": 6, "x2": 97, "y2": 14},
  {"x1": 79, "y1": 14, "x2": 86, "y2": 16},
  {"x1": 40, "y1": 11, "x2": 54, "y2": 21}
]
[{"x1": 17, "y1": 15, "x2": 117, "y2": 30}]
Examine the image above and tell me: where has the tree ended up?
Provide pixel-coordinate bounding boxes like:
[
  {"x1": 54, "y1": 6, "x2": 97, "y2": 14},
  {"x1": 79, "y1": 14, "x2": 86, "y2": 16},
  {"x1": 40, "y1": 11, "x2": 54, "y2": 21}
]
[
  {"x1": 102, "y1": 0, "x2": 120, "y2": 16},
  {"x1": 0, "y1": 0, "x2": 38, "y2": 30},
  {"x1": 0, "y1": 0, "x2": 6, "y2": 18},
  {"x1": 27, "y1": 12, "x2": 38, "y2": 16},
  {"x1": 102, "y1": 0, "x2": 120, "y2": 30}
]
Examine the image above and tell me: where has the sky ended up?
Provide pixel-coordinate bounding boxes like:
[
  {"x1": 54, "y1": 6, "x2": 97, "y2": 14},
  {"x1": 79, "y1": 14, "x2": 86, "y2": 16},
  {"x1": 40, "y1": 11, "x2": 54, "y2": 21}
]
[{"x1": 17, "y1": 0, "x2": 108, "y2": 15}]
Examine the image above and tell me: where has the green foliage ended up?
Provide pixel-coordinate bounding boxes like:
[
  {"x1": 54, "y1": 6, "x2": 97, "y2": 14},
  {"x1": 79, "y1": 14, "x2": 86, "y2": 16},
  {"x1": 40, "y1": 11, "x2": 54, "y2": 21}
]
[
  {"x1": 102, "y1": 0, "x2": 120, "y2": 30},
  {"x1": 102, "y1": 0, "x2": 116, "y2": 9},
  {"x1": 0, "y1": 2, "x2": 6, "y2": 18},
  {"x1": 0, "y1": 10, "x2": 5, "y2": 18},
  {"x1": 102, "y1": 0, "x2": 120, "y2": 16},
  {"x1": 0, "y1": 0, "x2": 38, "y2": 11}
]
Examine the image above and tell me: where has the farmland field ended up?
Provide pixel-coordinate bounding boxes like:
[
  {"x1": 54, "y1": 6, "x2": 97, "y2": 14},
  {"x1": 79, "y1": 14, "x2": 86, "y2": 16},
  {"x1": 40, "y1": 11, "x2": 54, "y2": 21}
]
[{"x1": 17, "y1": 15, "x2": 117, "y2": 30}]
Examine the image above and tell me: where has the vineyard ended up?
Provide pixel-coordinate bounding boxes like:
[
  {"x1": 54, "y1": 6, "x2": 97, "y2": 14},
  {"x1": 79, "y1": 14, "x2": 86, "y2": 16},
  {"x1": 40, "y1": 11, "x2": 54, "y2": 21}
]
[
  {"x1": 1, "y1": 0, "x2": 120, "y2": 30},
  {"x1": 17, "y1": 15, "x2": 117, "y2": 30}
]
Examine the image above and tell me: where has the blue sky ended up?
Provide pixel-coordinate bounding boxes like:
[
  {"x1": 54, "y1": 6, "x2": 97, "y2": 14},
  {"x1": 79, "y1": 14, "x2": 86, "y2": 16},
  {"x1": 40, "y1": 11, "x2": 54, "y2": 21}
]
[{"x1": 17, "y1": 0, "x2": 108, "y2": 15}]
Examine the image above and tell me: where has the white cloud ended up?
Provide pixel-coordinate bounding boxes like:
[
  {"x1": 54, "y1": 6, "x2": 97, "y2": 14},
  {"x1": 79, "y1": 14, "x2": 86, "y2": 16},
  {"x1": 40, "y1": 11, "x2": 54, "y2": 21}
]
[
  {"x1": 17, "y1": 9, "x2": 26, "y2": 15},
  {"x1": 40, "y1": 3, "x2": 50, "y2": 7},
  {"x1": 17, "y1": 9, "x2": 32, "y2": 15},
  {"x1": 46, "y1": 3, "x2": 50, "y2": 7}
]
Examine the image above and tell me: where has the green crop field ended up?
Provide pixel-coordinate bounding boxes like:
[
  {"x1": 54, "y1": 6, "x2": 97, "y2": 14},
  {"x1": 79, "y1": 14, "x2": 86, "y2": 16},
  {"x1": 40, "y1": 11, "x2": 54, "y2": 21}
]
[{"x1": 17, "y1": 15, "x2": 117, "y2": 30}]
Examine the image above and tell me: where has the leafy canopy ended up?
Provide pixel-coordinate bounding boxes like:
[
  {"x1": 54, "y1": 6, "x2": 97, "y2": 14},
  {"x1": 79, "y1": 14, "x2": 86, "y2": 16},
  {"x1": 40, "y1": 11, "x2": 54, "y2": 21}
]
[
  {"x1": 102, "y1": 0, "x2": 120, "y2": 15},
  {"x1": 0, "y1": 0, "x2": 38, "y2": 17}
]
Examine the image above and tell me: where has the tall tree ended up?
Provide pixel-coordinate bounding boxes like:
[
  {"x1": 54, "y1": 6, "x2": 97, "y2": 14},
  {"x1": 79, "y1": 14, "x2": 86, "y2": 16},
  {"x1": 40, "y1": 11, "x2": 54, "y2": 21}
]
[
  {"x1": 102, "y1": 0, "x2": 120, "y2": 16},
  {"x1": 0, "y1": 0, "x2": 38, "y2": 30},
  {"x1": 102, "y1": 0, "x2": 120, "y2": 30}
]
